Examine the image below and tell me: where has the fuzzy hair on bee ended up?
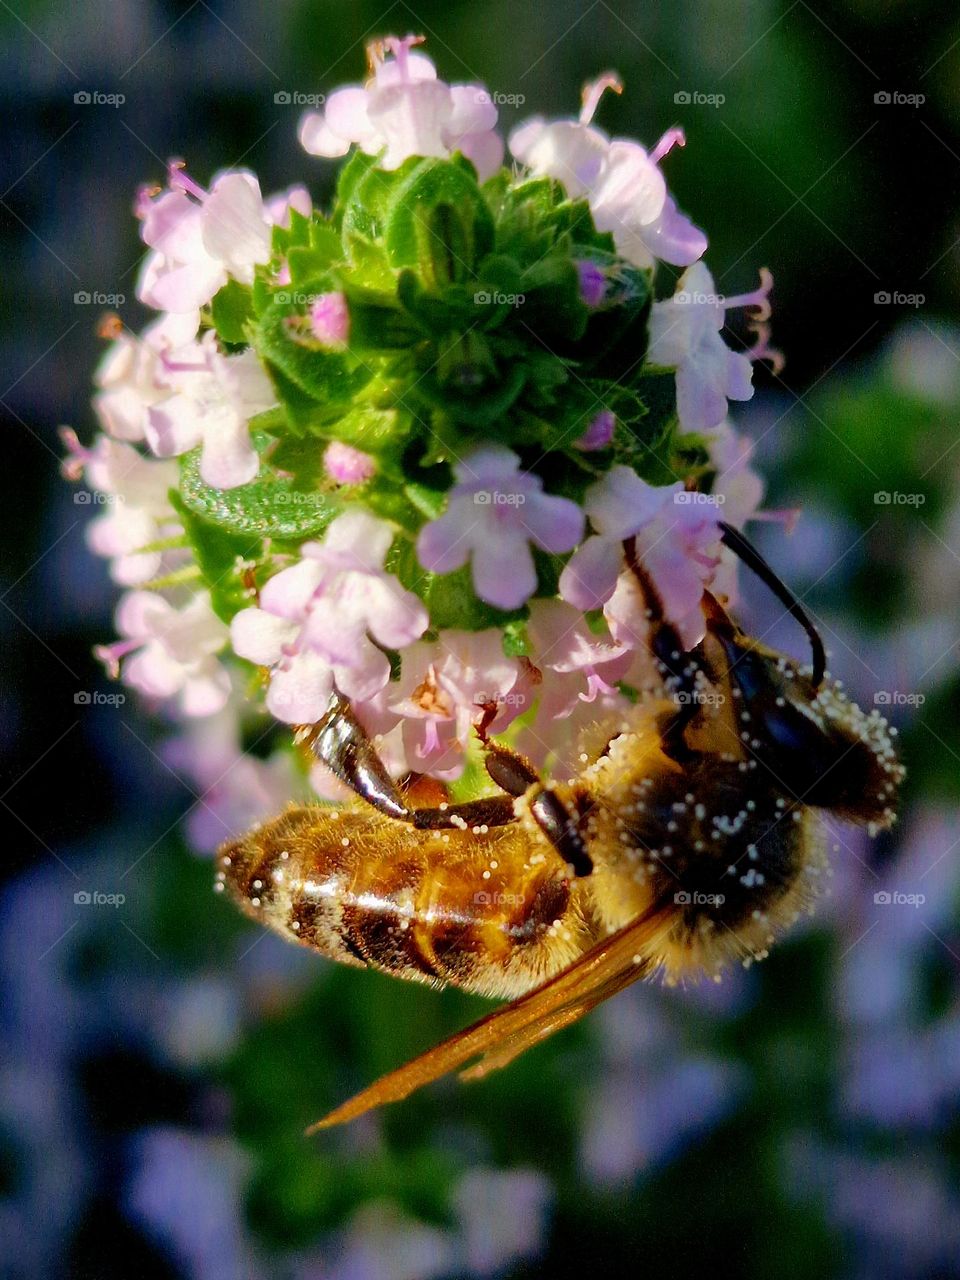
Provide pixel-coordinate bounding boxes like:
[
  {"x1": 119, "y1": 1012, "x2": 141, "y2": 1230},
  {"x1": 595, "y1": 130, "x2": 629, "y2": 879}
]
[{"x1": 217, "y1": 531, "x2": 905, "y2": 1128}]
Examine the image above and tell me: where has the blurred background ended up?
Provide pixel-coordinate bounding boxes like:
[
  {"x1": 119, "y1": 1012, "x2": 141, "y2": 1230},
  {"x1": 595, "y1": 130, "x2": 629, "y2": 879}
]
[{"x1": 3, "y1": 1, "x2": 960, "y2": 1276}]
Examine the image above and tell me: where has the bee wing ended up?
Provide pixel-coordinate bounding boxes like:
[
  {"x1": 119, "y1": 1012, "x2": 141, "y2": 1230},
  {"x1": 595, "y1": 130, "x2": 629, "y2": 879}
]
[{"x1": 307, "y1": 902, "x2": 672, "y2": 1131}]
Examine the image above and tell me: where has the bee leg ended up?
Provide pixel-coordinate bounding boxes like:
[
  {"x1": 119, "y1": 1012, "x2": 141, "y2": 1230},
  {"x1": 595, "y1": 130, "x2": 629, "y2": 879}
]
[
  {"x1": 475, "y1": 713, "x2": 593, "y2": 877},
  {"x1": 622, "y1": 536, "x2": 703, "y2": 763},
  {"x1": 296, "y1": 692, "x2": 409, "y2": 821}
]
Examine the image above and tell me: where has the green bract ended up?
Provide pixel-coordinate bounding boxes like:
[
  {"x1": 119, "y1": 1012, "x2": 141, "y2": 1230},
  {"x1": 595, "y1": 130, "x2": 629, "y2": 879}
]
[{"x1": 191, "y1": 150, "x2": 700, "y2": 630}]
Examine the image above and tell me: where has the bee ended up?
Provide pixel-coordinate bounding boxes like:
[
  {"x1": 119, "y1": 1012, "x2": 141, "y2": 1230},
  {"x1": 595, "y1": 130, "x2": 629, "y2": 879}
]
[{"x1": 218, "y1": 524, "x2": 903, "y2": 1130}]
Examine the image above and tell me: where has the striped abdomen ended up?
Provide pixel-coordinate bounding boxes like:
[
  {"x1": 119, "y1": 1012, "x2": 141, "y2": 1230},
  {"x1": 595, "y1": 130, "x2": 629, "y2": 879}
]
[{"x1": 217, "y1": 805, "x2": 594, "y2": 999}]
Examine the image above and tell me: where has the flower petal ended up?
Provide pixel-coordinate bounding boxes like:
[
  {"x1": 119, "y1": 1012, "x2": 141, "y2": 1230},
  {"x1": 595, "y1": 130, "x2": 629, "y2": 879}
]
[{"x1": 230, "y1": 608, "x2": 298, "y2": 666}]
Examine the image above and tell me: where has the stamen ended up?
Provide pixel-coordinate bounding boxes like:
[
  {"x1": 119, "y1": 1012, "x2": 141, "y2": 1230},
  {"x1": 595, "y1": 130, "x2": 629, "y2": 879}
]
[
  {"x1": 649, "y1": 127, "x2": 686, "y2": 165},
  {"x1": 579, "y1": 72, "x2": 622, "y2": 125},
  {"x1": 167, "y1": 160, "x2": 207, "y2": 203}
]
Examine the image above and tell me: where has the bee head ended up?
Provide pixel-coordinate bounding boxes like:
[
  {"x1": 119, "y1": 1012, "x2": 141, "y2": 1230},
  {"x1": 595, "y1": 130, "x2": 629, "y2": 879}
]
[{"x1": 701, "y1": 594, "x2": 904, "y2": 831}]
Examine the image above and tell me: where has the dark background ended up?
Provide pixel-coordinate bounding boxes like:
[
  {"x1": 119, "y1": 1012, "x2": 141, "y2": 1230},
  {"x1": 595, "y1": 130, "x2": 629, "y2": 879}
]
[{"x1": 2, "y1": 2, "x2": 960, "y2": 1277}]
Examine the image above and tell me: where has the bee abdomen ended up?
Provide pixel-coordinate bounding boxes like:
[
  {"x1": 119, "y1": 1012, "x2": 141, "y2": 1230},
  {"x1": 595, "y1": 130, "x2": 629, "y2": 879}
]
[{"x1": 217, "y1": 806, "x2": 591, "y2": 998}]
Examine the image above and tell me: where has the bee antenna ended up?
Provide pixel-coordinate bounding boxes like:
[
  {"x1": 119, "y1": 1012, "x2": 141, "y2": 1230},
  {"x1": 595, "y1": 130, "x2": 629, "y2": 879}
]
[{"x1": 718, "y1": 522, "x2": 826, "y2": 687}]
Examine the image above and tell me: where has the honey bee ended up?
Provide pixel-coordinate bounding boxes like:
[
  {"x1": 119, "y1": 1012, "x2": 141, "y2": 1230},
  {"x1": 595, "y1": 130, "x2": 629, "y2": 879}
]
[{"x1": 218, "y1": 524, "x2": 903, "y2": 1130}]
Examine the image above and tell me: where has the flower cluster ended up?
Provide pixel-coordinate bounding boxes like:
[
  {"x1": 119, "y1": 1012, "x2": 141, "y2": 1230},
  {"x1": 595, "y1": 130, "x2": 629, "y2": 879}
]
[{"x1": 66, "y1": 37, "x2": 780, "y2": 839}]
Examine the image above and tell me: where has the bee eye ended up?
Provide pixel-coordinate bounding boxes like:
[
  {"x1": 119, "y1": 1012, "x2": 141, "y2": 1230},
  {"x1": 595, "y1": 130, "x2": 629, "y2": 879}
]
[{"x1": 712, "y1": 631, "x2": 902, "y2": 828}]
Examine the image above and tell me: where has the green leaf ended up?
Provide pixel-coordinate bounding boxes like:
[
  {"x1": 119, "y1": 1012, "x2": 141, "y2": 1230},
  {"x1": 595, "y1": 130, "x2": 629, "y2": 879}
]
[
  {"x1": 169, "y1": 490, "x2": 260, "y2": 623},
  {"x1": 210, "y1": 279, "x2": 254, "y2": 345},
  {"x1": 384, "y1": 157, "x2": 494, "y2": 272},
  {"x1": 178, "y1": 444, "x2": 338, "y2": 542},
  {"x1": 254, "y1": 300, "x2": 373, "y2": 405}
]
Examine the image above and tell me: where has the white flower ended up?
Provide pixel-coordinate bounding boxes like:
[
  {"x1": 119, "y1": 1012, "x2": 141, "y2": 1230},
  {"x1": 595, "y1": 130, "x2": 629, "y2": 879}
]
[
  {"x1": 230, "y1": 510, "x2": 429, "y2": 724},
  {"x1": 93, "y1": 312, "x2": 199, "y2": 442},
  {"x1": 647, "y1": 263, "x2": 775, "y2": 431},
  {"x1": 416, "y1": 445, "x2": 584, "y2": 611},
  {"x1": 144, "y1": 331, "x2": 276, "y2": 489},
  {"x1": 509, "y1": 76, "x2": 706, "y2": 269},
  {"x1": 137, "y1": 166, "x2": 304, "y2": 313},
  {"x1": 96, "y1": 591, "x2": 231, "y2": 717},
  {"x1": 299, "y1": 35, "x2": 505, "y2": 180},
  {"x1": 61, "y1": 430, "x2": 182, "y2": 586}
]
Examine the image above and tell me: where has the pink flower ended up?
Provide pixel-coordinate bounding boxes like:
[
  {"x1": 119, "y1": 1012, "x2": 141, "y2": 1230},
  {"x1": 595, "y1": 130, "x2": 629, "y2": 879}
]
[
  {"x1": 573, "y1": 409, "x2": 616, "y2": 451},
  {"x1": 299, "y1": 36, "x2": 505, "y2": 180},
  {"x1": 509, "y1": 75, "x2": 706, "y2": 269},
  {"x1": 647, "y1": 263, "x2": 776, "y2": 431},
  {"x1": 600, "y1": 497, "x2": 723, "y2": 651},
  {"x1": 323, "y1": 441, "x2": 375, "y2": 485},
  {"x1": 560, "y1": 466, "x2": 675, "y2": 610},
  {"x1": 309, "y1": 291, "x2": 350, "y2": 348},
  {"x1": 526, "y1": 600, "x2": 632, "y2": 720},
  {"x1": 416, "y1": 445, "x2": 585, "y2": 611},
  {"x1": 144, "y1": 332, "x2": 275, "y2": 489},
  {"x1": 93, "y1": 312, "x2": 199, "y2": 442},
  {"x1": 264, "y1": 184, "x2": 313, "y2": 227},
  {"x1": 230, "y1": 510, "x2": 429, "y2": 724},
  {"x1": 96, "y1": 591, "x2": 231, "y2": 717},
  {"x1": 137, "y1": 165, "x2": 292, "y2": 313},
  {"x1": 385, "y1": 630, "x2": 527, "y2": 778},
  {"x1": 61, "y1": 430, "x2": 182, "y2": 586}
]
